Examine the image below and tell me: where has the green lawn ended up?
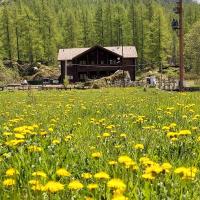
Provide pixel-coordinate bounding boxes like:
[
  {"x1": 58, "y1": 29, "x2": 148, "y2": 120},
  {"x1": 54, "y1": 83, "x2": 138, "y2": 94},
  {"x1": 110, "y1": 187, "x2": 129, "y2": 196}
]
[{"x1": 0, "y1": 88, "x2": 200, "y2": 199}]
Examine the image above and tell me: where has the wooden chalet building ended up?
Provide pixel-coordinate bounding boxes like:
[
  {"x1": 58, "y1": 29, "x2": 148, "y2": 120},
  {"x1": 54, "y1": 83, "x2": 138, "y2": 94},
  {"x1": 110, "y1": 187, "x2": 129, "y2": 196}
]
[{"x1": 58, "y1": 45, "x2": 137, "y2": 83}]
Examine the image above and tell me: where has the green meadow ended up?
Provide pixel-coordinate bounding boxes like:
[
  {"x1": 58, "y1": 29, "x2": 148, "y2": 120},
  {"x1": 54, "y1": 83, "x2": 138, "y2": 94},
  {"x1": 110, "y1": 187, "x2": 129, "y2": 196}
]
[{"x1": 0, "y1": 88, "x2": 200, "y2": 200}]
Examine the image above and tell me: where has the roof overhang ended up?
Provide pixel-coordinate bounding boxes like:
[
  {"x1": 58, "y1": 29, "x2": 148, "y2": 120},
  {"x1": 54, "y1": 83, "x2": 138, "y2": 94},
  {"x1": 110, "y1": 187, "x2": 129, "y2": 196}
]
[{"x1": 58, "y1": 45, "x2": 138, "y2": 61}]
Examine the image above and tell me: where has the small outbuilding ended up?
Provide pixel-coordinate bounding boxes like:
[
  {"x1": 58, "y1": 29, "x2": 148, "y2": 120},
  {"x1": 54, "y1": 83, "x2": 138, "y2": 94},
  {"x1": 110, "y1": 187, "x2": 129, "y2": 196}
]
[{"x1": 58, "y1": 45, "x2": 137, "y2": 83}]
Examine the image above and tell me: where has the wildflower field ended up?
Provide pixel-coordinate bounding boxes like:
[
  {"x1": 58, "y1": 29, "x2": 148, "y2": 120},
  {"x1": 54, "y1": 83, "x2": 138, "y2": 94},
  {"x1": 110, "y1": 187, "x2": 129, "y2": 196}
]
[{"x1": 0, "y1": 88, "x2": 200, "y2": 200}]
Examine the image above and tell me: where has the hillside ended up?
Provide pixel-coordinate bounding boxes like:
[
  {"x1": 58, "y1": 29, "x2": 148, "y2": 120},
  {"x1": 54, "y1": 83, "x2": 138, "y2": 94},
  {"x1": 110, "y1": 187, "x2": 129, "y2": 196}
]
[{"x1": 0, "y1": 0, "x2": 200, "y2": 83}]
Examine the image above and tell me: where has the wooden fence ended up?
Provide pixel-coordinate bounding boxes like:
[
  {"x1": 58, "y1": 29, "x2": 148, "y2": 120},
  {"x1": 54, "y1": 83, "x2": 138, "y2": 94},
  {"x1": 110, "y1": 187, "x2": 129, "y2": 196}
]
[
  {"x1": 0, "y1": 84, "x2": 91, "y2": 91},
  {"x1": 133, "y1": 79, "x2": 179, "y2": 91},
  {"x1": 0, "y1": 79, "x2": 179, "y2": 92},
  {"x1": 157, "y1": 79, "x2": 179, "y2": 91}
]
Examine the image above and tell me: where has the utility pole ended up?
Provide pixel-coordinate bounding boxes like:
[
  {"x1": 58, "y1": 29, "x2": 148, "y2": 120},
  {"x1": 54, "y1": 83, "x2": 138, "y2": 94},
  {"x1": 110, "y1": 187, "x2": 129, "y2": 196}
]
[
  {"x1": 121, "y1": 27, "x2": 125, "y2": 88},
  {"x1": 172, "y1": 0, "x2": 184, "y2": 91},
  {"x1": 119, "y1": 25, "x2": 125, "y2": 87},
  {"x1": 178, "y1": 0, "x2": 184, "y2": 91}
]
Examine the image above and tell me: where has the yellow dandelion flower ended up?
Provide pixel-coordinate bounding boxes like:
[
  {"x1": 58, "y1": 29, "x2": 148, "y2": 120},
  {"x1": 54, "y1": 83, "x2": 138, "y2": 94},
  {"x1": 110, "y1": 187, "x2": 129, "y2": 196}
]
[
  {"x1": 175, "y1": 167, "x2": 198, "y2": 180},
  {"x1": 179, "y1": 130, "x2": 191, "y2": 136},
  {"x1": 118, "y1": 156, "x2": 132, "y2": 164},
  {"x1": 108, "y1": 161, "x2": 118, "y2": 165},
  {"x1": 6, "y1": 168, "x2": 19, "y2": 176},
  {"x1": 65, "y1": 135, "x2": 72, "y2": 141},
  {"x1": 118, "y1": 155, "x2": 136, "y2": 168},
  {"x1": 3, "y1": 178, "x2": 16, "y2": 186},
  {"x1": 139, "y1": 157, "x2": 154, "y2": 166},
  {"x1": 87, "y1": 183, "x2": 98, "y2": 190},
  {"x1": 161, "y1": 163, "x2": 172, "y2": 173},
  {"x1": 132, "y1": 165, "x2": 139, "y2": 171},
  {"x1": 48, "y1": 128, "x2": 54, "y2": 132},
  {"x1": 68, "y1": 180, "x2": 84, "y2": 190},
  {"x1": 5, "y1": 139, "x2": 25, "y2": 147},
  {"x1": 31, "y1": 183, "x2": 45, "y2": 191},
  {"x1": 91, "y1": 152, "x2": 102, "y2": 158},
  {"x1": 162, "y1": 126, "x2": 170, "y2": 131},
  {"x1": 28, "y1": 145, "x2": 43, "y2": 152},
  {"x1": 145, "y1": 164, "x2": 163, "y2": 175},
  {"x1": 52, "y1": 139, "x2": 60, "y2": 144},
  {"x1": 94, "y1": 171, "x2": 110, "y2": 180},
  {"x1": 107, "y1": 179, "x2": 126, "y2": 191},
  {"x1": 103, "y1": 132, "x2": 111, "y2": 137},
  {"x1": 3, "y1": 132, "x2": 12, "y2": 136},
  {"x1": 112, "y1": 194, "x2": 128, "y2": 200},
  {"x1": 112, "y1": 196, "x2": 128, "y2": 200},
  {"x1": 139, "y1": 157, "x2": 150, "y2": 164},
  {"x1": 134, "y1": 144, "x2": 144, "y2": 150},
  {"x1": 32, "y1": 171, "x2": 47, "y2": 178},
  {"x1": 106, "y1": 125, "x2": 114, "y2": 130},
  {"x1": 56, "y1": 168, "x2": 71, "y2": 177},
  {"x1": 15, "y1": 134, "x2": 25, "y2": 139},
  {"x1": 174, "y1": 167, "x2": 186, "y2": 175},
  {"x1": 81, "y1": 173, "x2": 92, "y2": 179},
  {"x1": 40, "y1": 131, "x2": 47, "y2": 136},
  {"x1": 85, "y1": 197, "x2": 94, "y2": 200},
  {"x1": 90, "y1": 146, "x2": 96, "y2": 150},
  {"x1": 192, "y1": 127, "x2": 198, "y2": 131},
  {"x1": 169, "y1": 123, "x2": 177, "y2": 128},
  {"x1": 28, "y1": 179, "x2": 40, "y2": 185},
  {"x1": 171, "y1": 137, "x2": 178, "y2": 142},
  {"x1": 182, "y1": 167, "x2": 198, "y2": 180},
  {"x1": 43, "y1": 181, "x2": 64, "y2": 193},
  {"x1": 142, "y1": 173, "x2": 155, "y2": 180},
  {"x1": 120, "y1": 134, "x2": 127, "y2": 138},
  {"x1": 167, "y1": 132, "x2": 178, "y2": 138}
]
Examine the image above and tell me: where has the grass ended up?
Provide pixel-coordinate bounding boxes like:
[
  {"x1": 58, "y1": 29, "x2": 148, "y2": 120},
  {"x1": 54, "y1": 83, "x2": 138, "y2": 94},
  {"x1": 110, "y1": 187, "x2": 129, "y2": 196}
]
[{"x1": 0, "y1": 88, "x2": 200, "y2": 199}]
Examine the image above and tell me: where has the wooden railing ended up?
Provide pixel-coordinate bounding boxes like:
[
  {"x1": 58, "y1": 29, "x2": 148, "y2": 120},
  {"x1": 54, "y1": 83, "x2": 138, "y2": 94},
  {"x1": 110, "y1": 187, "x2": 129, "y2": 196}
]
[
  {"x1": 0, "y1": 79, "x2": 179, "y2": 91},
  {"x1": 133, "y1": 79, "x2": 179, "y2": 91},
  {"x1": 157, "y1": 79, "x2": 179, "y2": 91},
  {"x1": 0, "y1": 84, "x2": 91, "y2": 91}
]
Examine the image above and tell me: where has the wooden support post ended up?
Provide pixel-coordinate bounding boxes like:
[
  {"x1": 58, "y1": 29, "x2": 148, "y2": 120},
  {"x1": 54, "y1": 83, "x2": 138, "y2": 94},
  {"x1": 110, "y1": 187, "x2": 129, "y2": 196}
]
[{"x1": 178, "y1": 0, "x2": 184, "y2": 91}]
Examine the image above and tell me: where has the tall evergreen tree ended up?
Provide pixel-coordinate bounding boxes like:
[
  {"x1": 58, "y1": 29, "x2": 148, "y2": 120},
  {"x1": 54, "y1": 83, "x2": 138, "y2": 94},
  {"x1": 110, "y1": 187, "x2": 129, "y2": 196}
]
[
  {"x1": 1, "y1": 5, "x2": 13, "y2": 60},
  {"x1": 94, "y1": 2, "x2": 104, "y2": 46},
  {"x1": 0, "y1": 0, "x2": 199, "y2": 68}
]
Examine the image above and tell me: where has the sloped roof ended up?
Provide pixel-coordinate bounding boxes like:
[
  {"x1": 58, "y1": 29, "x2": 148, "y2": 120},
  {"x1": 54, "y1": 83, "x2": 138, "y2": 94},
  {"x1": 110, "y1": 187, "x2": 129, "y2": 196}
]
[{"x1": 58, "y1": 46, "x2": 137, "y2": 61}]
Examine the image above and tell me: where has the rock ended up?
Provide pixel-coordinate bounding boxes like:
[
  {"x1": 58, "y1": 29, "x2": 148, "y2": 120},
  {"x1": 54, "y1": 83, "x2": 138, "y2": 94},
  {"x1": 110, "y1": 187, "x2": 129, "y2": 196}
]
[
  {"x1": 85, "y1": 70, "x2": 132, "y2": 88},
  {"x1": 2, "y1": 60, "x2": 60, "y2": 83},
  {"x1": 26, "y1": 65, "x2": 60, "y2": 81}
]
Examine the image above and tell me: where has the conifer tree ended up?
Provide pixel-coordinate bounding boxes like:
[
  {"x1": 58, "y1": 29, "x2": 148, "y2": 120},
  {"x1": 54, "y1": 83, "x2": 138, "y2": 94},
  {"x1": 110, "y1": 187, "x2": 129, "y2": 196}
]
[
  {"x1": 0, "y1": 0, "x2": 199, "y2": 69},
  {"x1": 94, "y1": 2, "x2": 104, "y2": 46},
  {"x1": 1, "y1": 4, "x2": 13, "y2": 60}
]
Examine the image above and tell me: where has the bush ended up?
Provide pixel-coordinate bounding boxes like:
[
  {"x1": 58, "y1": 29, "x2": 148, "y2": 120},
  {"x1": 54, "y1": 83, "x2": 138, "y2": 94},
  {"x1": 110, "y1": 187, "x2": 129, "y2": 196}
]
[
  {"x1": 63, "y1": 76, "x2": 69, "y2": 88},
  {"x1": 0, "y1": 60, "x2": 20, "y2": 85}
]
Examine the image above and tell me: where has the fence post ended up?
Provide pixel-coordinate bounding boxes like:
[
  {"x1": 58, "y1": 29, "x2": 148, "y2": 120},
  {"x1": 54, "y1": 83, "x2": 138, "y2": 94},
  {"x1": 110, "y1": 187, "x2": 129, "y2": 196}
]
[
  {"x1": 168, "y1": 78, "x2": 171, "y2": 91},
  {"x1": 163, "y1": 80, "x2": 166, "y2": 90}
]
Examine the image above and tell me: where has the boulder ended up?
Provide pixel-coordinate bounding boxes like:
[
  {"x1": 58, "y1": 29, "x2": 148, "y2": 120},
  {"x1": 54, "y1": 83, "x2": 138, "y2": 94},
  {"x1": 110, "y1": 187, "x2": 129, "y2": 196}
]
[
  {"x1": 26, "y1": 65, "x2": 60, "y2": 81},
  {"x1": 85, "y1": 70, "x2": 132, "y2": 88}
]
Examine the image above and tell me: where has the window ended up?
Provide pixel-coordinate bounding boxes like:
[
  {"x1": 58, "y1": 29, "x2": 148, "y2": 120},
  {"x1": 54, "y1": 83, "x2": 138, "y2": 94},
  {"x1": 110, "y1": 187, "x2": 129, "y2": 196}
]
[{"x1": 80, "y1": 73, "x2": 88, "y2": 80}]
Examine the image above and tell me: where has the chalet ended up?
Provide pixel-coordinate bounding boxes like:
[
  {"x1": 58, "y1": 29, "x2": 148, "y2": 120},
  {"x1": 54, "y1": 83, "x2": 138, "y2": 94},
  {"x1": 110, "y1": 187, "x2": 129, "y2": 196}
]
[{"x1": 58, "y1": 45, "x2": 137, "y2": 83}]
